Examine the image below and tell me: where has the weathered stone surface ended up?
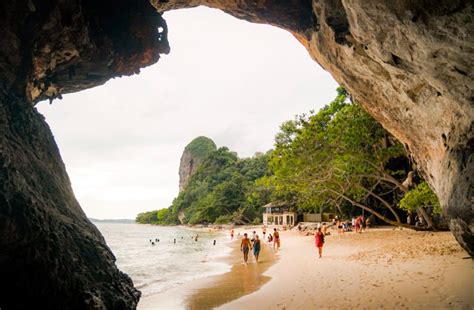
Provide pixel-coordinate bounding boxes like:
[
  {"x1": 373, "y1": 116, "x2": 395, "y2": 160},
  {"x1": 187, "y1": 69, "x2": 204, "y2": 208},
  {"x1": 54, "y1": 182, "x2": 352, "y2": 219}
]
[
  {"x1": 0, "y1": 0, "x2": 166, "y2": 308},
  {"x1": 179, "y1": 136, "x2": 217, "y2": 192},
  {"x1": 0, "y1": 0, "x2": 472, "y2": 308},
  {"x1": 0, "y1": 0, "x2": 169, "y2": 104},
  {"x1": 0, "y1": 91, "x2": 140, "y2": 308}
]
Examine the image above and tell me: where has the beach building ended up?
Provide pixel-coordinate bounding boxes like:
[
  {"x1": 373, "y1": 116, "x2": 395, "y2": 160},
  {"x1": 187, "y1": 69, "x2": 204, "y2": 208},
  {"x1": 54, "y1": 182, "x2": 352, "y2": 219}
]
[{"x1": 262, "y1": 203, "x2": 296, "y2": 227}]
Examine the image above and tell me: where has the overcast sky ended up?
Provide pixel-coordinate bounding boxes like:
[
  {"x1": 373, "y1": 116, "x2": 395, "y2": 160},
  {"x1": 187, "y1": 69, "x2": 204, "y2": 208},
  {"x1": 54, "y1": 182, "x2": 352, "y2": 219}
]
[{"x1": 37, "y1": 7, "x2": 338, "y2": 219}]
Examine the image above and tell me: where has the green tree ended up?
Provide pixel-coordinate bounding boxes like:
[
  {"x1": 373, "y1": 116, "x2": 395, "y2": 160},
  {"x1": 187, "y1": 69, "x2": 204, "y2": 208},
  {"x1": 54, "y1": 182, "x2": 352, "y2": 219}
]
[
  {"x1": 265, "y1": 87, "x2": 415, "y2": 227},
  {"x1": 138, "y1": 147, "x2": 272, "y2": 225},
  {"x1": 399, "y1": 182, "x2": 441, "y2": 215}
]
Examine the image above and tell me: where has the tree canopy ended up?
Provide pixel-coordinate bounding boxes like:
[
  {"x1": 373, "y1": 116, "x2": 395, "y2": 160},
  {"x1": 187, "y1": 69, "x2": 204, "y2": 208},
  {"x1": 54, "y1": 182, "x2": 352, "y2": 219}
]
[
  {"x1": 137, "y1": 87, "x2": 441, "y2": 229},
  {"x1": 183, "y1": 136, "x2": 217, "y2": 158},
  {"x1": 137, "y1": 147, "x2": 272, "y2": 225},
  {"x1": 260, "y1": 87, "x2": 439, "y2": 227}
]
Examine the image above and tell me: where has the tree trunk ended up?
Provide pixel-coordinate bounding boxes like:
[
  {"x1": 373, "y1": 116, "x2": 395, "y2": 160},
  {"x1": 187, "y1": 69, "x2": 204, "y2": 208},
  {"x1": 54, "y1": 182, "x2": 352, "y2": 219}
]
[
  {"x1": 417, "y1": 207, "x2": 435, "y2": 229},
  {"x1": 329, "y1": 190, "x2": 417, "y2": 230}
]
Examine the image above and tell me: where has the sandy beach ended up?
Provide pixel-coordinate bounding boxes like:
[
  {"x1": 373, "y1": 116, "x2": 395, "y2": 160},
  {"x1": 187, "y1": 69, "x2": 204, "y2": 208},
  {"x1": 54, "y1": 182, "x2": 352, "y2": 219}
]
[{"x1": 140, "y1": 227, "x2": 473, "y2": 309}]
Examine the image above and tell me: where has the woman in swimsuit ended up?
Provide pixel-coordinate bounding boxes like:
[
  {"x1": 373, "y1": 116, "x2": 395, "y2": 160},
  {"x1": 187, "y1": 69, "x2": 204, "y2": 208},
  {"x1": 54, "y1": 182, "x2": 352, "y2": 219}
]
[
  {"x1": 241, "y1": 233, "x2": 252, "y2": 263},
  {"x1": 315, "y1": 227, "x2": 325, "y2": 258},
  {"x1": 253, "y1": 235, "x2": 261, "y2": 262}
]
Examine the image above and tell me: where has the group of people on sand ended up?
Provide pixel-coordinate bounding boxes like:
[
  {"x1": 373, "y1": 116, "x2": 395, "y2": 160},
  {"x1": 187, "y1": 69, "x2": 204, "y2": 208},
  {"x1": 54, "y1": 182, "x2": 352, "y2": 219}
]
[
  {"x1": 333, "y1": 215, "x2": 370, "y2": 235},
  {"x1": 234, "y1": 226, "x2": 281, "y2": 264},
  {"x1": 240, "y1": 233, "x2": 261, "y2": 263}
]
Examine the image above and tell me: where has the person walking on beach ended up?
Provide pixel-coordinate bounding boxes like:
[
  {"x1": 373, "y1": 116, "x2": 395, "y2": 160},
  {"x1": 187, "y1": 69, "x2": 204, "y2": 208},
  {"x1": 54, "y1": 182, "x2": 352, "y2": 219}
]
[
  {"x1": 241, "y1": 233, "x2": 252, "y2": 264},
  {"x1": 354, "y1": 217, "x2": 360, "y2": 233},
  {"x1": 273, "y1": 228, "x2": 280, "y2": 250},
  {"x1": 337, "y1": 220, "x2": 344, "y2": 235},
  {"x1": 315, "y1": 227, "x2": 325, "y2": 258},
  {"x1": 322, "y1": 223, "x2": 328, "y2": 236},
  {"x1": 253, "y1": 235, "x2": 261, "y2": 262}
]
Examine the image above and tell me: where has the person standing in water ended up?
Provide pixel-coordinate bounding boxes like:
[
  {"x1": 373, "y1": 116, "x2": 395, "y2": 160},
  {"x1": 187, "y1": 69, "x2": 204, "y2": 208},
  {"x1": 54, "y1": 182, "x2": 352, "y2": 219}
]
[
  {"x1": 273, "y1": 228, "x2": 280, "y2": 250},
  {"x1": 241, "y1": 233, "x2": 252, "y2": 264},
  {"x1": 230, "y1": 229, "x2": 234, "y2": 240},
  {"x1": 253, "y1": 235, "x2": 261, "y2": 262},
  {"x1": 315, "y1": 227, "x2": 325, "y2": 258}
]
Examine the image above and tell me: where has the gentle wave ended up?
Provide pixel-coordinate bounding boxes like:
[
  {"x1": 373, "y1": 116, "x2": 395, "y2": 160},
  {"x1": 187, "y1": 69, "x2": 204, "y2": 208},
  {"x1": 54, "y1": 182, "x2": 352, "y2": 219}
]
[{"x1": 93, "y1": 222, "x2": 232, "y2": 297}]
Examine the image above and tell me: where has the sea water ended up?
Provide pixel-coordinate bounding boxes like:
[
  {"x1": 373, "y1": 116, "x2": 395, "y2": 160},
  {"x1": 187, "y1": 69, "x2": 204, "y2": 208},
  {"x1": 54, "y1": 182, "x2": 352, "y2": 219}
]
[{"x1": 93, "y1": 222, "x2": 232, "y2": 297}]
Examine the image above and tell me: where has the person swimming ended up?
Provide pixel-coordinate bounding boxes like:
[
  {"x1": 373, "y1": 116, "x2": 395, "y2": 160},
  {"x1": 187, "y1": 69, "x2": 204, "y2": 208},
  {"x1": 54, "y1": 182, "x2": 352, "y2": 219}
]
[{"x1": 240, "y1": 233, "x2": 252, "y2": 264}]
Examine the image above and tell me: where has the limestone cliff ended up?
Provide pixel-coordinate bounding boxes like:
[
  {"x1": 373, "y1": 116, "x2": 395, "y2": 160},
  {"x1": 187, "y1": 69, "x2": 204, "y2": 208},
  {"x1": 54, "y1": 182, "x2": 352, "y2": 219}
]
[
  {"x1": 0, "y1": 0, "x2": 473, "y2": 308},
  {"x1": 179, "y1": 136, "x2": 217, "y2": 191}
]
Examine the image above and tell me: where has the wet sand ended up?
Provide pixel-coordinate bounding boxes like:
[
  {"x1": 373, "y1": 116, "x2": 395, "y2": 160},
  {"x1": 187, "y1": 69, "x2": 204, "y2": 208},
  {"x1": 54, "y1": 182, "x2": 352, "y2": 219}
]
[
  {"x1": 139, "y1": 229, "x2": 277, "y2": 309},
  {"x1": 220, "y1": 228, "x2": 473, "y2": 310},
  {"x1": 140, "y1": 227, "x2": 473, "y2": 310},
  {"x1": 186, "y1": 240, "x2": 276, "y2": 309}
]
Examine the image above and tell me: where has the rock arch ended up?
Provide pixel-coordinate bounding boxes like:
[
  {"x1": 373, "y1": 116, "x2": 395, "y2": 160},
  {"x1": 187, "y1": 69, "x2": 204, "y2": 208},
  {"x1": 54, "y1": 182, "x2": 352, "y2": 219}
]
[{"x1": 0, "y1": 0, "x2": 472, "y2": 308}]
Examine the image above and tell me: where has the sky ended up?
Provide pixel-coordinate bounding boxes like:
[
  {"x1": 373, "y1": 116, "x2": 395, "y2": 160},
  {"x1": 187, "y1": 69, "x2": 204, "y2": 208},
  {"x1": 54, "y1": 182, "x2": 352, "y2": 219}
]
[{"x1": 37, "y1": 7, "x2": 338, "y2": 219}]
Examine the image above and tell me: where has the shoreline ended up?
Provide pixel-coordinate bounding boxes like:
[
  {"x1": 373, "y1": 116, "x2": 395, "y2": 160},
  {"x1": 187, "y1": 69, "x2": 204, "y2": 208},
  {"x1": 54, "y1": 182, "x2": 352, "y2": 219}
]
[
  {"x1": 140, "y1": 226, "x2": 473, "y2": 309},
  {"x1": 221, "y1": 227, "x2": 473, "y2": 309},
  {"x1": 139, "y1": 225, "x2": 277, "y2": 309}
]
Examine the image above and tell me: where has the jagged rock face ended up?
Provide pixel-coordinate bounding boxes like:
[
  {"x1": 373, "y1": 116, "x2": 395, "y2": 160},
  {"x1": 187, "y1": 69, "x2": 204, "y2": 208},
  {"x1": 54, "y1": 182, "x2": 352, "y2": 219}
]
[
  {"x1": 0, "y1": 0, "x2": 169, "y2": 104},
  {"x1": 0, "y1": 0, "x2": 167, "y2": 308},
  {"x1": 0, "y1": 0, "x2": 472, "y2": 308},
  {"x1": 0, "y1": 93, "x2": 141, "y2": 308},
  {"x1": 179, "y1": 136, "x2": 217, "y2": 191}
]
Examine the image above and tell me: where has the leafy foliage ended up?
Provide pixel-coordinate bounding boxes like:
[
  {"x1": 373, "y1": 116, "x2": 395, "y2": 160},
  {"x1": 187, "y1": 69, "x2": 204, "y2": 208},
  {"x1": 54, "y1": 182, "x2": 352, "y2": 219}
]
[
  {"x1": 137, "y1": 87, "x2": 442, "y2": 228},
  {"x1": 137, "y1": 147, "x2": 272, "y2": 225},
  {"x1": 399, "y1": 182, "x2": 441, "y2": 215},
  {"x1": 263, "y1": 87, "x2": 413, "y2": 225},
  {"x1": 184, "y1": 136, "x2": 217, "y2": 158}
]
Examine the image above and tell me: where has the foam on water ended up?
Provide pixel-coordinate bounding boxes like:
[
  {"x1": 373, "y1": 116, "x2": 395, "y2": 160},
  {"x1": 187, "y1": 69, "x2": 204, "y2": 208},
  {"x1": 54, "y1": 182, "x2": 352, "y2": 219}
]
[{"x1": 93, "y1": 222, "x2": 232, "y2": 297}]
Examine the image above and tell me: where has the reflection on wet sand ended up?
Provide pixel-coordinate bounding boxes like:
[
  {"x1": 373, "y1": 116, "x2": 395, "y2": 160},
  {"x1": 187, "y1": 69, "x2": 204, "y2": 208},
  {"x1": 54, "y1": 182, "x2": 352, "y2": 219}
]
[{"x1": 186, "y1": 242, "x2": 276, "y2": 309}]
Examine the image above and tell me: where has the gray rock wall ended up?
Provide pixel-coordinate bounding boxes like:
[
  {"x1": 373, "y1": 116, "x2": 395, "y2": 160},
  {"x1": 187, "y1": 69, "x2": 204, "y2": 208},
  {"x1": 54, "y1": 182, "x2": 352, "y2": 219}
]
[
  {"x1": 178, "y1": 137, "x2": 216, "y2": 192},
  {"x1": 0, "y1": 92, "x2": 140, "y2": 308}
]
